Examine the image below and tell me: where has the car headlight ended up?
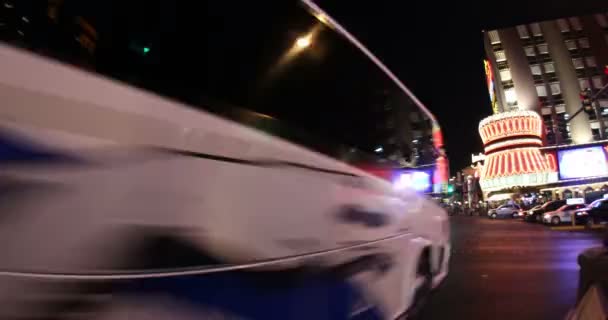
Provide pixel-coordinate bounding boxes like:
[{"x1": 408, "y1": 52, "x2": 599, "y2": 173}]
[
  {"x1": 576, "y1": 212, "x2": 587, "y2": 216},
  {"x1": 543, "y1": 214, "x2": 551, "y2": 219}
]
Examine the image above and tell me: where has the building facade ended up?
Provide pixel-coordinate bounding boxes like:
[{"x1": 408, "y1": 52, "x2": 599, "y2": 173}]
[
  {"x1": 479, "y1": 12, "x2": 608, "y2": 200},
  {"x1": 484, "y1": 13, "x2": 608, "y2": 145}
]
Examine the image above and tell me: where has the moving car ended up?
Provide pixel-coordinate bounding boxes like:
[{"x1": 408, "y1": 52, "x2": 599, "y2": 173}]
[
  {"x1": 524, "y1": 200, "x2": 567, "y2": 222},
  {"x1": 542, "y1": 204, "x2": 587, "y2": 225},
  {"x1": 0, "y1": 1, "x2": 450, "y2": 319},
  {"x1": 488, "y1": 204, "x2": 522, "y2": 219},
  {"x1": 584, "y1": 199, "x2": 608, "y2": 228}
]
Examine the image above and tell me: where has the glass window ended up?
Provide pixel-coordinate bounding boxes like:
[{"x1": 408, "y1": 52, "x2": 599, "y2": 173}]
[
  {"x1": 569, "y1": 17, "x2": 582, "y2": 31},
  {"x1": 557, "y1": 19, "x2": 570, "y2": 32},
  {"x1": 505, "y1": 88, "x2": 518, "y2": 104},
  {"x1": 530, "y1": 64, "x2": 542, "y2": 75},
  {"x1": 572, "y1": 58, "x2": 584, "y2": 69},
  {"x1": 499, "y1": 69, "x2": 512, "y2": 81},
  {"x1": 488, "y1": 30, "x2": 500, "y2": 44},
  {"x1": 585, "y1": 56, "x2": 597, "y2": 67},
  {"x1": 530, "y1": 23, "x2": 542, "y2": 36},
  {"x1": 544, "y1": 62, "x2": 555, "y2": 73},
  {"x1": 593, "y1": 76, "x2": 604, "y2": 88},
  {"x1": 517, "y1": 25, "x2": 529, "y2": 38},
  {"x1": 0, "y1": 1, "x2": 438, "y2": 168},
  {"x1": 596, "y1": 14, "x2": 608, "y2": 28},
  {"x1": 536, "y1": 43, "x2": 549, "y2": 54},
  {"x1": 578, "y1": 38, "x2": 590, "y2": 49},
  {"x1": 524, "y1": 46, "x2": 536, "y2": 56},
  {"x1": 565, "y1": 40, "x2": 577, "y2": 50},
  {"x1": 550, "y1": 83, "x2": 561, "y2": 95},
  {"x1": 580, "y1": 78, "x2": 591, "y2": 90},
  {"x1": 536, "y1": 85, "x2": 548, "y2": 97},
  {"x1": 494, "y1": 50, "x2": 507, "y2": 62}
]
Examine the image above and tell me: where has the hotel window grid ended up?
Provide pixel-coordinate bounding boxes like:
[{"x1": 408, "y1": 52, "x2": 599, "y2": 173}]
[
  {"x1": 565, "y1": 40, "x2": 577, "y2": 50},
  {"x1": 569, "y1": 17, "x2": 583, "y2": 31},
  {"x1": 573, "y1": 58, "x2": 584, "y2": 69},
  {"x1": 536, "y1": 85, "x2": 547, "y2": 96},
  {"x1": 488, "y1": 30, "x2": 500, "y2": 44},
  {"x1": 530, "y1": 23, "x2": 542, "y2": 36},
  {"x1": 557, "y1": 19, "x2": 570, "y2": 32},
  {"x1": 585, "y1": 56, "x2": 597, "y2": 67},
  {"x1": 494, "y1": 50, "x2": 506, "y2": 62},
  {"x1": 517, "y1": 25, "x2": 529, "y2": 38},
  {"x1": 580, "y1": 78, "x2": 591, "y2": 90},
  {"x1": 536, "y1": 43, "x2": 549, "y2": 54},
  {"x1": 578, "y1": 38, "x2": 590, "y2": 49},
  {"x1": 524, "y1": 46, "x2": 535, "y2": 56},
  {"x1": 499, "y1": 69, "x2": 512, "y2": 81}
]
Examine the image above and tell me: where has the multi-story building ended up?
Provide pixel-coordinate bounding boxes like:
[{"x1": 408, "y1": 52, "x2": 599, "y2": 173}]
[
  {"x1": 479, "y1": 13, "x2": 608, "y2": 200},
  {"x1": 483, "y1": 13, "x2": 608, "y2": 145}
]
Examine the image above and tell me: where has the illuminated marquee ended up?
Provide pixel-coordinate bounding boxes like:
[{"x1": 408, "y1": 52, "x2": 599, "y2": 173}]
[{"x1": 478, "y1": 111, "x2": 558, "y2": 192}]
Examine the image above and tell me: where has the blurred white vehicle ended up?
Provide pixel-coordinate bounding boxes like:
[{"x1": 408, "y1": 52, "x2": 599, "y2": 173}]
[
  {"x1": 0, "y1": 1, "x2": 449, "y2": 319},
  {"x1": 542, "y1": 204, "x2": 587, "y2": 225}
]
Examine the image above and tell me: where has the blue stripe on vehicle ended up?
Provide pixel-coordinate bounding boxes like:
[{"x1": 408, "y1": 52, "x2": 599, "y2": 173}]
[
  {"x1": 0, "y1": 130, "x2": 78, "y2": 164},
  {"x1": 125, "y1": 272, "x2": 383, "y2": 320}
]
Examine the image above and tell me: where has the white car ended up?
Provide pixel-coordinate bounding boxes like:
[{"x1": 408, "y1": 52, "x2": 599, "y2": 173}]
[
  {"x1": 0, "y1": 1, "x2": 449, "y2": 319},
  {"x1": 542, "y1": 204, "x2": 588, "y2": 225}
]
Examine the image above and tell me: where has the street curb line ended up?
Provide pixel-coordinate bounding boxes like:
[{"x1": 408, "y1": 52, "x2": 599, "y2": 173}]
[{"x1": 550, "y1": 225, "x2": 605, "y2": 231}]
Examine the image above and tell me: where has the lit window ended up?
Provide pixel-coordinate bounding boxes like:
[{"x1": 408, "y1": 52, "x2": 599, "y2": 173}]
[
  {"x1": 530, "y1": 64, "x2": 542, "y2": 75},
  {"x1": 544, "y1": 62, "x2": 555, "y2": 73},
  {"x1": 536, "y1": 43, "x2": 548, "y2": 54},
  {"x1": 516, "y1": 25, "x2": 529, "y2": 38},
  {"x1": 530, "y1": 23, "x2": 542, "y2": 36},
  {"x1": 593, "y1": 76, "x2": 603, "y2": 88},
  {"x1": 550, "y1": 82, "x2": 562, "y2": 95},
  {"x1": 494, "y1": 50, "x2": 506, "y2": 62},
  {"x1": 524, "y1": 46, "x2": 535, "y2": 56},
  {"x1": 565, "y1": 40, "x2": 577, "y2": 50},
  {"x1": 585, "y1": 56, "x2": 597, "y2": 67},
  {"x1": 499, "y1": 69, "x2": 512, "y2": 81},
  {"x1": 488, "y1": 30, "x2": 500, "y2": 44},
  {"x1": 572, "y1": 58, "x2": 584, "y2": 69},
  {"x1": 505, "y1": 88, "x2": 518, "y2": 104},
  {"x1": 557, "y1": 19, "x2": 570, "y2": 32},
  {"x1": 596, "y1": 14, "x2": 608, "y2": 28},
  {"x1": 556, "y1": 104, "x2": 566, "y2": 113},
  {"x1": 569, "y1": 17, "x2": 582, "y2": 31},
  {"x1": 536, "y1": 85, "x2": 547, "y2": 97},
  {"x1": 579, "y1": 78, "x2": 591, "y2": 90},
  {"x1": 578, "y1": 38, "x2": 590, "y2": 48}
]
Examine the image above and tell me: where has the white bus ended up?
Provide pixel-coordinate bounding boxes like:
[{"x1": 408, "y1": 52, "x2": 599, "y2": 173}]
[{"x1": 0, "y1": 1, "x2": 449, "y2": 319}]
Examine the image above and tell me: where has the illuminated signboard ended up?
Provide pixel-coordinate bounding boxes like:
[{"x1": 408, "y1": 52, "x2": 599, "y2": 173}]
[
  {"x1": 484, "y1": 59, "x2": 499, "y2": 114},
  {"x1": 558, "y1": 146, "x2": 608, "y2": 180},
  {"x1": 393, "y1": 169, "x2": 433, "y2": 193}
]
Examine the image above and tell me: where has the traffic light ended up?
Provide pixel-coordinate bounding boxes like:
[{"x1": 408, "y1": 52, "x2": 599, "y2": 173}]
[
  {"x1": 447, "y1": 184, "x2": 455, "y2": 195},
  {"x1": 580, "y1": 89, "x2": 594, "y2": 114}
]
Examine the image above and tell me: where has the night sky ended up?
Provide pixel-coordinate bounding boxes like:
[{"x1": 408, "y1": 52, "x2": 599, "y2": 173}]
[{"x1": 321, "y1": 0, "x2": 608, "y2": 173}]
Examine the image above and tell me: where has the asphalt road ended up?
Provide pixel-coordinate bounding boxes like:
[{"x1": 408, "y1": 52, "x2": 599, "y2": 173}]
[{"x1": 419, "y1": 215, "x2": 605, "y2": 320}]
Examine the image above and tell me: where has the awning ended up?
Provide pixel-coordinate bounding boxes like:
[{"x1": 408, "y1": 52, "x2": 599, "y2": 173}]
[{"x1": 487, "y1": 193, "x2": 513, "y2": 202}]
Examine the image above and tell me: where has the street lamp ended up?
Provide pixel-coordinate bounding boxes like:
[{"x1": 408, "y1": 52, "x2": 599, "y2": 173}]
[{"x1": 295, "y1": 35, "x2": 311, "y2": 49}]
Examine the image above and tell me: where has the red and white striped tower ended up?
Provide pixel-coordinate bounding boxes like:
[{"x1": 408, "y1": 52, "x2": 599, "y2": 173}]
[{"x1": 478, "y1": 110, "x2": 558, "y2": 193}]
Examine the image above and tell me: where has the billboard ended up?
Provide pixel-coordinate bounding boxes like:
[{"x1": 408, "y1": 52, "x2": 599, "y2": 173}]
[
  {"x1": 558, "y1": 146, "x2": 608, "y2": 180},
  {"x1": 393, "y1": 169, "x2": 433, "y2": 193}
]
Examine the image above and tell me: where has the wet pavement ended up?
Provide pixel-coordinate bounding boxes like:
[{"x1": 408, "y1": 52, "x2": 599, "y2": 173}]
[{"x1": 419, "y1": 215, "x2": 605, "y2": 320}]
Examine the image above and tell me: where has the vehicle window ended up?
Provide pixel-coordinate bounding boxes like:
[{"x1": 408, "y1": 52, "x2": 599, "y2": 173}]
[
  {"x1": 600, "y1": 202, "x2": 608, "y2": 209},
  {"x1": 0, "y1": 1, "x2": 439, "y2": 170}
]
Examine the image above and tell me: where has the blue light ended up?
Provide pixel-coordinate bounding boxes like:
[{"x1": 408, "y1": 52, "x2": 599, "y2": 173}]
[{"x1": 394, "y1": 171, "x2": 431, "y2": 192}]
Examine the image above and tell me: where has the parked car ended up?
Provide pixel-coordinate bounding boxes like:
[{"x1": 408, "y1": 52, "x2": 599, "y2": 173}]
[
  {"x1": 585, "y1": 199, "x2": 608, "y2": 228},
  {"x1": 488, "y1": 204, "x2": 522, "y2": 219},
  {"x1": 542, "y1": 204, "x2": 587, "y2": 225},
  {"x1": 524, "y1": 200, "x2": 567, "y2": 222}
]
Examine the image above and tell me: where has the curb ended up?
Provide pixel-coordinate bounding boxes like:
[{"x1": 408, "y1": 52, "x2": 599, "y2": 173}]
[{"x1": 550, "y1": 225, "x2": 605, "y2": 231}]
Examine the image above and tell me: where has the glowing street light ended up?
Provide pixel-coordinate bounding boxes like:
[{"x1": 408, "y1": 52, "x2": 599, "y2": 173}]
[{"x1": 295, "y1": 35, "x2": 311, "y2": 49}]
